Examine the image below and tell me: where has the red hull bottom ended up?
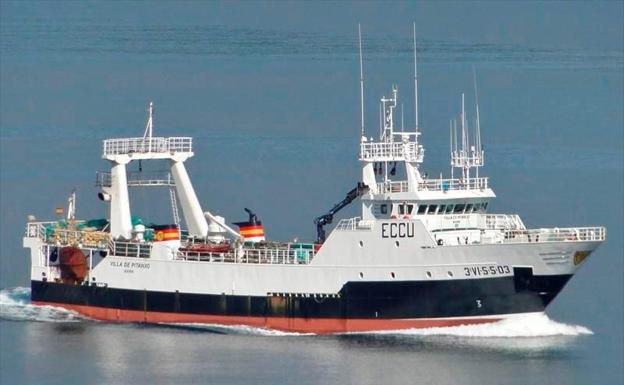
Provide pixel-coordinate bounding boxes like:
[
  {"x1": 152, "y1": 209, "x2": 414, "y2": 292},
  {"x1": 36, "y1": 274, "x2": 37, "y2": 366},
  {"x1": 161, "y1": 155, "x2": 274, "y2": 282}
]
[{"x1": 33, "y1": 301, "x2": 501, "y2": 334}]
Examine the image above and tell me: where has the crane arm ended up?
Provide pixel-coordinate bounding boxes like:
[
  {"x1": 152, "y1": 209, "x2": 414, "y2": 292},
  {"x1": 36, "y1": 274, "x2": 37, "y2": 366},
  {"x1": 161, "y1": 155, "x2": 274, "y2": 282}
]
[{"x1": 314, "y1": 182, "x2": 369, "y2": 243}]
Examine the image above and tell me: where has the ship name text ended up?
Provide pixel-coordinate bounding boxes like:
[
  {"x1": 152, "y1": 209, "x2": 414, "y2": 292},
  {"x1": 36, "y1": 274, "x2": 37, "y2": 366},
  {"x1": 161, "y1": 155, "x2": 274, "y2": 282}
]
[
  {"x1": 381, "y1": 223, "x2": 415, "y2": 238},
  {"x1": 110, "y1": 260, "x2": 151, "y2": 274}
]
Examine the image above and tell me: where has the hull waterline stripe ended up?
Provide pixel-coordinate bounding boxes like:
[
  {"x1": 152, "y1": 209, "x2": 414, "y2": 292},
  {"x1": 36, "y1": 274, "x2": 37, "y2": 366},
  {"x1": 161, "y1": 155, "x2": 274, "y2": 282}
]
[{"x1": 32, "y1": 300, "x2": 503, "y2": 333}]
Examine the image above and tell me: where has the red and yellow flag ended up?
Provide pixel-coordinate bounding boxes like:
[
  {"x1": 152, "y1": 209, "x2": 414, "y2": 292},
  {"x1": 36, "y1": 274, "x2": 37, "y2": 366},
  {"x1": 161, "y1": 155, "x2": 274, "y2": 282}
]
[{"x1": 153, "y1": 225, "x2": 180, "y2": 242}]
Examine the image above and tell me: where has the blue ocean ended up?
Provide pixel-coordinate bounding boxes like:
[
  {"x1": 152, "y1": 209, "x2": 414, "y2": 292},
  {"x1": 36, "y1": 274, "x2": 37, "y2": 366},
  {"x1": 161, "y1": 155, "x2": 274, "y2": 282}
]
[{"x1": 1, "y1": 2, "x2": 622, "y2": 384}]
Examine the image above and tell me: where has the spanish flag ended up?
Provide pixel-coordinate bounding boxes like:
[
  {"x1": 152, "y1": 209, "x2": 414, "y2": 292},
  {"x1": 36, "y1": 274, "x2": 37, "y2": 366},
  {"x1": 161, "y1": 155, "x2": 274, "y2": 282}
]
[{"x1": 153, "y1": 224, "x2": 180, "y2": 242}]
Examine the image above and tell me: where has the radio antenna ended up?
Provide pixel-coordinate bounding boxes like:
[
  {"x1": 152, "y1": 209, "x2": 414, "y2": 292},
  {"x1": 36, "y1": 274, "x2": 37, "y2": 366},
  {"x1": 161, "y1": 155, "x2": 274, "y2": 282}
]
[
  {"x1": 358, "y1": 24, "x2": 365, "y2": 137},
  {"x1": 472, "y1": 66, "x2": 482, "y2": 154},
  {"x1": 401, "y1": 103, "x2": 405, "y2": 132},
  {"x1": 413, "y1": 22, "x2": 419, "y2": 132}
]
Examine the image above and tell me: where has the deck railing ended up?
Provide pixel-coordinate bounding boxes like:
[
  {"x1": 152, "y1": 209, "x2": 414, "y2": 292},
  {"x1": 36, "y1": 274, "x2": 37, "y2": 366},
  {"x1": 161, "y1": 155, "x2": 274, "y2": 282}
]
[
  {"x1": 25, "y1": 221, "x2": 109, "y2": 248},
  {"x1": 109, "y1": 240, "x2": 152, "y2": 258},
  {"x1": 497, "y1": 226, "x2": 606, "y2": 244},
  {"x1": 377, "y1": 180, "x2": 411, "y2": 193},
  {"x1": 483, "y1": 214, "x2": 526, "y2": 231},
  {"x1": 178, "y1": 244, "x2": 317, "y2": 265},
  {"x1": 335, "y1": 217, "x2": 375, "y2": 231},
  {"x1": 96, "y1": 170, "x2": 175, "y2": 187},
  {"x1": 25, "y1": 221, "x2": 57, "y2": 241},
  {"x1": 376, "y1": 177, "x2": 489, "y2": 194},
  {"x1": 360, "y1": 141, "x2": 422, "y2": 162},
  {"x1": 419, "y1": 177, "x2": 489, "y2": 191},
  {"x1": 102, "y1": 137, "x2": 192, "y2": 157}
]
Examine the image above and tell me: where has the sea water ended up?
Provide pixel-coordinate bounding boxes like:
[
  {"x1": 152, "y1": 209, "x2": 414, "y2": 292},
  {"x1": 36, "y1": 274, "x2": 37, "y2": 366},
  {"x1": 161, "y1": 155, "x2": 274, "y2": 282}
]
[{"x1": 1, "y1": 2, "x2": 622, "y2": 385}]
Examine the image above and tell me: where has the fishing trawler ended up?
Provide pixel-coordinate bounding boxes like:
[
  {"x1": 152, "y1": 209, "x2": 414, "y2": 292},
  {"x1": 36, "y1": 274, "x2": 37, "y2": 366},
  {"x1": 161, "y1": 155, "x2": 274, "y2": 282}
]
[{"x1": 23, "y1": 28, "x2": 605, "y2": 333}]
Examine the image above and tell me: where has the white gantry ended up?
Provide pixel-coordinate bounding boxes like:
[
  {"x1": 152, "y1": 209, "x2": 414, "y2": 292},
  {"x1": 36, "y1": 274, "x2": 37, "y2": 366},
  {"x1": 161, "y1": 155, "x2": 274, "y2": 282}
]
[{"x1": 101, "y1": 102, "x2": 208, "y2": 239}]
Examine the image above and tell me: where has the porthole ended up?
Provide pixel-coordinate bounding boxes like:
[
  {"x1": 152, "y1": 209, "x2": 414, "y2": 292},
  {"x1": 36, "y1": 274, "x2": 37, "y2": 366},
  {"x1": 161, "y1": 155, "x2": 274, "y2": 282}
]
[
  {"x1": 447, "y1": 271, "x2": 453, "y2": 277},
  {"x1": 391, "y1": 272, "x2": 396, "y2": 279},
  {"x1": 426, "y1": 271, "x2": 432, "y2": 278},
  {"x1": 359, "y1": 272, "x2": 364, "y2": 279},
  {"x1": 358, "y1": 241, "x2": 364, "y2": 247},
  {"x1": 395, "y1": 241, "x2": 400, "y2": 248}
]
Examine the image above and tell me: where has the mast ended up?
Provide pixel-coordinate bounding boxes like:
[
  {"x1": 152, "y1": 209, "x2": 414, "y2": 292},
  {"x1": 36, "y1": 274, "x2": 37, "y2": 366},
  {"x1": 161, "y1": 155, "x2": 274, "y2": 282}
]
[
  {"x1": 461, "y1": 93, "x2": 467, "y2": 180},
  {"x1": 413, "y1": 22, "x2": 419, "y2": 132},
  {"x1": 401, "y1": 103, "x2": 404, "y2": 132},
  {"x1": 67, "y1": 189, "x2": 76, "y2": 221},
  {"x1": 359, "y1": 24, "x2": 365, "y2": 138},
  {"x1": 450, "y1": 119, "x2": 454, "y2": 179},
  {"x1": 473, "y1": 67, "x2": 482, "y2": 178},
  {"x1": 143, "y1": 101, "x2": 154, "y2": 152}
]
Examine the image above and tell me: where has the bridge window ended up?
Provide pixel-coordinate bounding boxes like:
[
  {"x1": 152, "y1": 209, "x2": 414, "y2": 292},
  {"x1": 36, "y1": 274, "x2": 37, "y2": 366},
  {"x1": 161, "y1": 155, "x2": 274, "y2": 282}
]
[
  {"x1": 454, "y1": 204, "x2": 465, "y2": 213},
  {"x1": 380, "y1": 204, "x2": 388, "y2": 214},
  {"x1": 438, "y1": 204, "x2": 446, "y2": 214},
  {"x1": 465, "y1": 203, "x2": 474, "y2": 213},
  {"x1": 397, "y1": 203, "x2": 415, "y2": 215},
  {"x1": 427, "y1": 205, "x2": 438, "y2": 215},
  {"x1": 445, "y1": 205, "x2": 454, "y2": 214},
  {"x1": 417, "y1": 205, "x2": 427, "y2": 215},
  {"x1": 475, "y1": 202, "x2": 489, "y2": 212}
]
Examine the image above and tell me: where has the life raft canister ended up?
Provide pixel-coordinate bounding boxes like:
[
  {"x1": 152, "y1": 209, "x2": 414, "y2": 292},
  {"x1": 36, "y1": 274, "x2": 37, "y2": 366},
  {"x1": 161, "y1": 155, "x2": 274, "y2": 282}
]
[{"x1": 59, "y1": 246, "x2": 88, "y2": 283}]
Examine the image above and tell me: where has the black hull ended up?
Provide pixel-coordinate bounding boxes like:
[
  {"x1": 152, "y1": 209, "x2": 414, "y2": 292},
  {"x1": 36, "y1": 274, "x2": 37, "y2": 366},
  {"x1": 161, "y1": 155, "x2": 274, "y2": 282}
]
[{"x1": 32, "y1": 271, "x2": 572, "y2": 320}]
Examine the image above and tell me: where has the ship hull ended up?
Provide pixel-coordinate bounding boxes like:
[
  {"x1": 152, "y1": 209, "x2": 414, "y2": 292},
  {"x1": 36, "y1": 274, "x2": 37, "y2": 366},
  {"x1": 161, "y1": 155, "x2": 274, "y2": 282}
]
[{"x1": 31, "y1": 273, "x2": 571, "y2": 333}]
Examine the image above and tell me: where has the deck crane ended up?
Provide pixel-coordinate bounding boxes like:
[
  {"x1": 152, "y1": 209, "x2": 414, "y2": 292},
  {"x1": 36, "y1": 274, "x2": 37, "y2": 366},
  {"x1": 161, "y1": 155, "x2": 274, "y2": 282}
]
[{"x1": 314, "y1": 182, "x2": 369, "y2": 244}]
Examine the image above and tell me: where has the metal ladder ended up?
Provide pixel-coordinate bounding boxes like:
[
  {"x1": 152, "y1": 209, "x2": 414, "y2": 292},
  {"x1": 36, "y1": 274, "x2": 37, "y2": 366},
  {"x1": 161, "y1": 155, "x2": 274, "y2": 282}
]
[{"x1": 169, "y1": 187, "x2": 181, "y2": 227}]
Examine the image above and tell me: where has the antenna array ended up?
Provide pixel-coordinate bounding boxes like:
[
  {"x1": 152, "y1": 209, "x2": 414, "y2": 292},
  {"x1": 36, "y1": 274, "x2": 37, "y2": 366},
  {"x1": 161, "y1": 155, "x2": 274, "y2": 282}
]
[{"x1": 450, "y1": 83, "x2": 484, "y2": 180}]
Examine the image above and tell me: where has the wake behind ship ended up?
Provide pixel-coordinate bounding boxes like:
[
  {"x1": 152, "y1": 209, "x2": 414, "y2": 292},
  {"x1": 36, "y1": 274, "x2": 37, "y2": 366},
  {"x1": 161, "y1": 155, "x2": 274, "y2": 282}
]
[{"x1": 23, "y1": 29, "x2": 605, "y2": 333}]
